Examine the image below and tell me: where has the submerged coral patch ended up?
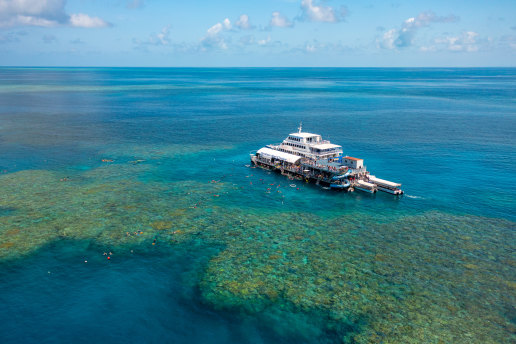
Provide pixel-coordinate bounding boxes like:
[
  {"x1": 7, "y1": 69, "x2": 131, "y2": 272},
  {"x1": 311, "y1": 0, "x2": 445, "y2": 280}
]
[
  {"x1": 0, "y1": 164, "x2": 514, "y2": 343},
  {"x1": 199, "y1": 211, "x2": 515, "y2": 343}
]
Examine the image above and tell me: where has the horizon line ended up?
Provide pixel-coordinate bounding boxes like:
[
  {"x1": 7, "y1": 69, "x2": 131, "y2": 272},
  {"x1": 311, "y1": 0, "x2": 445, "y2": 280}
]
[{"x1": 1, "y1": 65, "x2": 516, "y2": 69}]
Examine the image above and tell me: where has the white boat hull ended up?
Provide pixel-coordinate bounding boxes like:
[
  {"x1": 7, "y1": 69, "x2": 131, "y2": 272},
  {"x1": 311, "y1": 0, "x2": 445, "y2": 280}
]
[
  {"x1": 354, "y1": 186, "x2": 376, "y2": 194},
  {"x1": 377, "y1": 186, "x2": 403, "y2": 195}
]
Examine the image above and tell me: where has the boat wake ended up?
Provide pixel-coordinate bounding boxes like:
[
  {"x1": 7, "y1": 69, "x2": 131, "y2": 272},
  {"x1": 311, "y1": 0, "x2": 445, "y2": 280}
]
[{"x1": 405, "y1": 194, "x2": 423, "y2": 199}]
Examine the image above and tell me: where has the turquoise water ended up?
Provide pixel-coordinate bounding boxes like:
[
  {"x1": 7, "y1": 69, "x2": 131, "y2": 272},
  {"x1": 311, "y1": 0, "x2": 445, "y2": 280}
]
[{"x1": 0, "y1": 68, "x2": 514, "y2": 343}]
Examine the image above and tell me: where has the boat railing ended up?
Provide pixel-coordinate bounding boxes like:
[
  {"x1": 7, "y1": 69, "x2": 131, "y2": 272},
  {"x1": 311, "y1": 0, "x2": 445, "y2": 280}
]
[
  {"x1": 353, "y1": 167, "x2": 368, "y2": 174},
  {"x1": 254, "y1": 156, "x2": 340, "y2": 183},
  {"x1": 301, "y1": 159, "x2": 362, "y2": 172}
]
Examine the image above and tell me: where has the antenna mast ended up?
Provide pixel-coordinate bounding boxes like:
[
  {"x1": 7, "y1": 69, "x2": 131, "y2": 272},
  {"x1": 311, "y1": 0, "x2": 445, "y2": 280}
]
[{"x1": 298, "y1": 122, "x2": 303, "y2": 133}]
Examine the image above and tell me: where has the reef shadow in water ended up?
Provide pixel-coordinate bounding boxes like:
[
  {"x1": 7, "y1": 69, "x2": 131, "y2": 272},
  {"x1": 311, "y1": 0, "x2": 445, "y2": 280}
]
[
  {"x1": 0, "y1": 206, "x2": 16, "y2": 217},
  {"x1": 196, "y1": 295, "x2": 366, "y2": 344}
]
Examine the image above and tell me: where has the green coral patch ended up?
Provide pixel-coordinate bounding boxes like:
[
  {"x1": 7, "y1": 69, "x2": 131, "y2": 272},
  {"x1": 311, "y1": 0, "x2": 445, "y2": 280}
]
[
  {"x1": 0, "y1": 166, "x2": 514, "y2": 343},
  {"x1": 199, "y1": 211, "x2": 515, "y2": 343}
]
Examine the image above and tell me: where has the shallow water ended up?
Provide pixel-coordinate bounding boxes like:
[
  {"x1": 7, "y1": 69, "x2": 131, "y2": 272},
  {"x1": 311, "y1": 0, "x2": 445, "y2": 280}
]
[{"x1": 0, "y1": 68, "x2": 515, "y2": 343}]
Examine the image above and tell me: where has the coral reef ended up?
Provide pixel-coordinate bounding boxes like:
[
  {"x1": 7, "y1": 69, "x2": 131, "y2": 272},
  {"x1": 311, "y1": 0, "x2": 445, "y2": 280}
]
[{"x1": 0, "y1": 162, "x2": 514, "y2": 343}]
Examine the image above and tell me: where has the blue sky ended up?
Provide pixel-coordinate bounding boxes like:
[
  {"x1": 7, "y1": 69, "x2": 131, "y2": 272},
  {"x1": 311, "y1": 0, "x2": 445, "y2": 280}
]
[{"x1": 0, "y1": 0, "x2": 515, "y2": 66}]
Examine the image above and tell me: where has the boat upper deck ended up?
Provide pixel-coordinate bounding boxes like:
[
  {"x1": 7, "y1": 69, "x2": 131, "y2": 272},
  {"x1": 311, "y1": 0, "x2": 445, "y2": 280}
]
[{"x1": 301, "y1": 158, "x2": 367, "y2": 175}]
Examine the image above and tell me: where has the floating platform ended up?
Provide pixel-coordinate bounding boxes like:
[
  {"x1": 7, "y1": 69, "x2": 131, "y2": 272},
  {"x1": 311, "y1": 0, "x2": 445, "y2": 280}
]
[{"x1": 251, "y1": 149, "x2": 402, "y2": 195}]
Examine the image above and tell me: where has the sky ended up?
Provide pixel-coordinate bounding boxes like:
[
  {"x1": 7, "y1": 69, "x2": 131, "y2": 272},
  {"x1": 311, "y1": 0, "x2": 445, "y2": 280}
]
[{"x1": 0, "y1": 0, "x2": 515, "y2": 67}]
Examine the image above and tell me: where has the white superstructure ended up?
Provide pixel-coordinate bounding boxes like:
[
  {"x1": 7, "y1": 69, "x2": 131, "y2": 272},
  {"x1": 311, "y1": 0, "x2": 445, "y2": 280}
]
[
  {"x1": 256, "y1": 147, "x2": 301, "y2": 164},
  {"x1": 268, "y1": 123, "x2": 343, "y2": 160}
]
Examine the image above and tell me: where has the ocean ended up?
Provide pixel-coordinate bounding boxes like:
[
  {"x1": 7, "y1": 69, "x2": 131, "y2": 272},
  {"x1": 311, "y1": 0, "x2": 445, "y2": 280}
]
[{"x1": 0, "y1": 68, "x2": 514, "y2": 343}]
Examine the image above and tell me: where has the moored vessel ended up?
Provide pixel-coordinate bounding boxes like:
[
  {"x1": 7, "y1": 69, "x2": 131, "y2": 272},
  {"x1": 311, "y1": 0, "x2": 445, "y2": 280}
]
[{"x1": 250, "y1": 124, "x2": 403, "y2": 195}]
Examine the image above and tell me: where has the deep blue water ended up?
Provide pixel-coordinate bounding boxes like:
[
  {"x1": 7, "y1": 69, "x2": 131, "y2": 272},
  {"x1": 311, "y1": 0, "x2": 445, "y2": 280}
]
[{"x1": 0, "y1": 68, "x2": 515, "y2": 343}]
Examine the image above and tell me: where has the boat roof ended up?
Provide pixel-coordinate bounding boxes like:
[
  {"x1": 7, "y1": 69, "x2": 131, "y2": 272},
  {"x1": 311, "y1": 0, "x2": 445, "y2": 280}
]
[
  {"x1": 257, "y1": 147, "x2": 301, "y2": 164},
  {"x1": 343, "y1": 156, "x2": 363, "y2": 161},
  {"x1": 356, "y1": 180, "x2": 375, "y2": 187},
  {"x1": 312, "y1": 143, "x2": 342, "y2": 149},
  {"x1": 288, "y1": 132, "x2": 320, "y2": 138},
  {"x1": 369, "y1": 176, "x2": 401, "y2": 187}
]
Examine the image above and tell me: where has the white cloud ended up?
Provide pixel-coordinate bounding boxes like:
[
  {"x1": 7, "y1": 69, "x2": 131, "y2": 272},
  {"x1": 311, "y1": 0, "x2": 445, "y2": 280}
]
[
  {"x1": 206, "y1": 18, "x2": 231, "y2": 36},
  {"x1": 378, "y1": 11, "x2": 459, "y2": 49},
  {"x1": 435, "y1": 31, "x2": 480, "y2": 52},
  {"x1": 133, "y1": 25, "x2": 171, "y2": 47},
  {"x1": 301, "y1": 0, "x2": 342, "y2": 23},
  {"x1": 223, "y1": 18, "x2": 231, "y2": 30},
  {"x1": 0, "y1": 0, "x2": 110, "y2": 28},
  {"x1": 378, "y1": 29, "x2": 397, "y2": 49},
  {"x1": 156, "y1": 26, "x2": 171, "y2": 45},
  {"x1": 419, "y1": 45, "x2": 436, "y2": 52},
  {"x1": 207, "y1": 22, "x2": 223, "y2": 36},
  {"x1": 201, "y1": 18, "x2": 232, "y2": 50},
  {"x1": 305, "y1": 42, "x2": 316, "y2": 52},
  {"x1": 419, "y1": 31, "x2": 492, "y2": 53},
  {"x1": 235, "y1": 14, "x2": 252, "y2": 30},
  {"x1": 303, "y1": 40, "x2": 326, "y2": 53},
  {"x1": 289, "y1": 40, "x2": 351, "y2": 54},
  {"x1": 69, "y1": 13, "x2": 109, "y2": 28},
  {"x1": 269, "y1": 12, "x2": 293, "y2": 28},
  {"x1": 237, "y1": 34, "x2": 280, "y2": 48},
  {"x1": 257, "y1": 36, "x2": 271, "y2": 46}
]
